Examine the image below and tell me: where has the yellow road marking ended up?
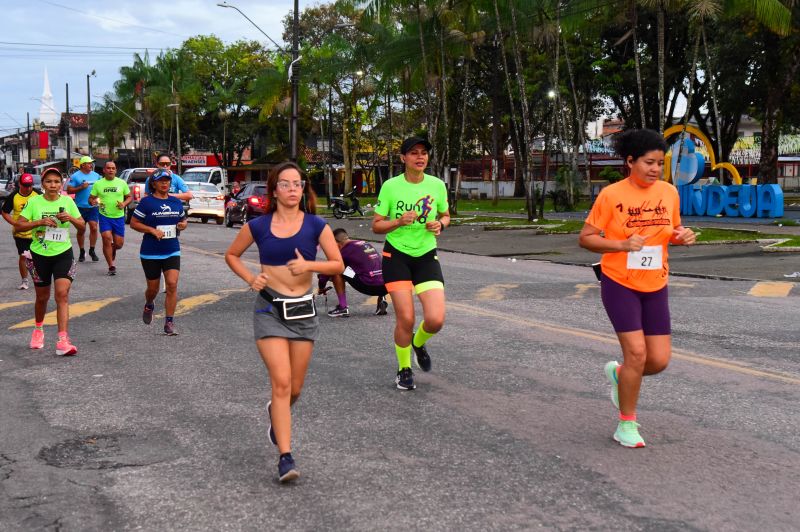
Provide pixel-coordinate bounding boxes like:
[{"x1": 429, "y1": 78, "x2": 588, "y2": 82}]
[
  {"x1": 0, "y1": 301, "x2": 30, "y2": 312},
  {"x1": 10, "y1": 297, "x2": 121, "y2": 330},
  {"x1": 569, "y1": 283, "x2": 598, "y2": 299},
  {"x1": 154, "y1": 289, "x2": 247, "y2": 318},
  {"x1": 448, "y1": 302, "x2": 800, "y2": 385},
  {"x1": 748, "y1": 281, "x2": 794, "y2": 298},
  {"x1": 476, "y1": 283, "x2": 519, "y2": 301},
  {"x1": 184, "y1": 245, "x2": 799, "y2": 385}
]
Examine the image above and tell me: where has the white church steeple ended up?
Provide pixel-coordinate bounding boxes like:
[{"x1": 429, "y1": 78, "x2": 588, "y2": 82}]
[{"x1": 38, "y1": 68, "x2": 59, "y2": 126}]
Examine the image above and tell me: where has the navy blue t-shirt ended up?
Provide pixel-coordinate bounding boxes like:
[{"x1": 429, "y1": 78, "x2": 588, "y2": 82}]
[{"x1": 132, "y1": 195, "x2": 186, "y2": 259}]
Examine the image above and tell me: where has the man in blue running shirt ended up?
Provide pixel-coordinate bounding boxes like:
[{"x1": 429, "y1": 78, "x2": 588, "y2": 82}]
[{"x1": 67, "y1": 156, "x2": 102, "y2": 262}]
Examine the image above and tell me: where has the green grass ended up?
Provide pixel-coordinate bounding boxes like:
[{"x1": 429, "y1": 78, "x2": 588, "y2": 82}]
[
  {"x1": 451, "y1": 215, "x2": 585, "y2": 233},
  {"x1": 692, "y1": 228, "x2": 763, "y2": 242},
  {"x1": 773, "y1": 237, "x2": 800, "y2": 247},
  {"x1": 452, "y1": 198, "x2": 591, "y2": 213},
  {"x1": 772, "y1": 219, "x2": 799, "y2": 227}
]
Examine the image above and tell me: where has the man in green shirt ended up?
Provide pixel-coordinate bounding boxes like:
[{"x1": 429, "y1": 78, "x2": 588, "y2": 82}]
[{"x1": 89, "y1": 161, "x2": 131, "y2": 275}]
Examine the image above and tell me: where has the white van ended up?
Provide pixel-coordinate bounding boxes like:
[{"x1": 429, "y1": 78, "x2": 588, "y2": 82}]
[{"x1": 181, "y1": 166, "x2": 228, "y2": 192}]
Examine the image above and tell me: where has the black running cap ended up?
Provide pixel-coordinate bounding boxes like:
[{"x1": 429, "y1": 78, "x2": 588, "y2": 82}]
[{"x1": 400, "y1": 136, "x2": 432, "y2": 154}]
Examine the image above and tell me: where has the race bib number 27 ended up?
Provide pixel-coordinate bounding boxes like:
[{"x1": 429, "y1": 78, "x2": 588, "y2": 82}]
[{"x1": 627, "y1": 245, "x2": 663, "y2": 270}]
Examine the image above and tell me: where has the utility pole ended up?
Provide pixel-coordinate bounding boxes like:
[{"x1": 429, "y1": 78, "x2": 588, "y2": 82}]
[
  {"x1": 26, "y1": 112, "x2": 31, "y2": 164},
  {"x1": 168, "y1": 102, "x2": 182, "y2": 175},
  {"x1": 65, "y1": 83, "x2": 71, "y2": 168},
  {"x1": 328, "y1": 88, "x2": 334, "y2": 198},
  {"x1": 290, "y1": 0, "x2": 299, "y2": 161},
  {"x1": 86, "y1": 71, "x2": 95, "y2": 157}
]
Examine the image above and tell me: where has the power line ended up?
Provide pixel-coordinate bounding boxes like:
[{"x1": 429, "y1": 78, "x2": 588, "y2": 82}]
[
  {"x1": 37, "y1": 0, "x2": 192, "y2": 39},
  {"x1": 0, "y1": 40, "x2": 168, "y2": 51}
]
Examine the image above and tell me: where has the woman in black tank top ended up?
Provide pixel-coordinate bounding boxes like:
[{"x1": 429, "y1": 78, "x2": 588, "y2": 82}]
[{"x1": 225, "y1": 161, "x2": 343, "y2": 483}]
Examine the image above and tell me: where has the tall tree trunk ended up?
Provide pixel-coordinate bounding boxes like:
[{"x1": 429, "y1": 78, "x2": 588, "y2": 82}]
[
  {"x1": 491, "y1": 0, "x2": 518, "y2": 206},
  {"x1": 674, "y1": 33, "x2": 701, "y2": 174},
  {"x1": 701, "y1": 26, "x2": 724, "y2": 183},
  {"x1": 508, "y1": 0, "x2": 536, "y2": 219},
  {"x1": 453, "y1": 61, "x2": 472, "y2": 216},
  {"x1": 657, "y1": 4, "x2": 666, "y2": 133},
  {"x1": 631, "y1": 2, "x2": 647, "y2": 129},
  {"x1": 563, "y1": 35, "x2": 592, "y2": 205}
]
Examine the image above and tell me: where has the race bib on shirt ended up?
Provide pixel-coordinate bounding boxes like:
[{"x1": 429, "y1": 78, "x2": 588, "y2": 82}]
[
  {"x1": 157, "y1": 225, "x2": 177, "y2": 239},
  {"x1": 343, "y1": 266, "x2": 356, "y2": 278},
  {"x1": 627, "y1": 245, "x2": 663, "y2": 270},
  {"x1": 44, "y1": 227, "x2": 68, "y2": 242}
]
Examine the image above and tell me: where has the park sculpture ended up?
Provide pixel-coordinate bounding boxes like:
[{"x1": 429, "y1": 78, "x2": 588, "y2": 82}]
[{"x1": 664, "y1": 125, "x2": 783, "y2": 218}]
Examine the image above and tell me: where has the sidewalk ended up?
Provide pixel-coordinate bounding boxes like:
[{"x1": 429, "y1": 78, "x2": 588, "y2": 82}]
[{"x1": 328, "y1": 213, "x2": 800, "y2": 283}]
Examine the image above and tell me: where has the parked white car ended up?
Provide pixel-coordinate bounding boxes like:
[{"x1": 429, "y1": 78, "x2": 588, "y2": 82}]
[
  {"x1": 182, "y1": 166, "x2": 228, "y2": 192},
  {"x1": 185, "y1": 181, "x2": 225, "y2": 224}
]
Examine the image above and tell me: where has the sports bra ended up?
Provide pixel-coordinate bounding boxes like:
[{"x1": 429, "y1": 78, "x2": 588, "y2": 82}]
[{"x1": 248, "y1": 212, "x2": 327, "y2": 266}]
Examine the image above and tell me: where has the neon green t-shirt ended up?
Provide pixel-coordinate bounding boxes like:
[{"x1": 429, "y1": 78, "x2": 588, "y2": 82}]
[
  {"x1": 20, "y1": 194, "x2": 81, "y2": 256},
  {"x1": 374, "y1": 173, "x2": 449, "y2": 256},
  {"x1": 90, "y1": 177, "x2": 130, "y2": 219}
]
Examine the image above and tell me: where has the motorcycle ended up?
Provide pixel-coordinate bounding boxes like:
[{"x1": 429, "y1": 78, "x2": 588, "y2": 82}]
[{"x1": 330, "y1": 186, "x2": 364, "y2": 219}]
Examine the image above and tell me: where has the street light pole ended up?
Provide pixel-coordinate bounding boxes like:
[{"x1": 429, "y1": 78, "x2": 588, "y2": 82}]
[{"x1": 218, "y1": 0, "x2": 300, "y2": 161}]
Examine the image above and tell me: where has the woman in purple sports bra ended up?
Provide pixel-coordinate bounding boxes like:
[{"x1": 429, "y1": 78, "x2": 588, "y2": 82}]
[{"x1": 225, "y1": 161, "x2": 343, "y2": 483}]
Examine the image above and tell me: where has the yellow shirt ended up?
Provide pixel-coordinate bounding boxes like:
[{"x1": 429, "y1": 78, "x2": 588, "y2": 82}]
[{"x1": 2, "y1": 189, "x2": 40, "y2": 238}]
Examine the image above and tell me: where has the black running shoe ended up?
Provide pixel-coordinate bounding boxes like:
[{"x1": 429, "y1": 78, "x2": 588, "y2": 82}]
[
  {"x1": 412, "y1": 340, "x2": 432, "y2": 372},
  {"x1": 375, "y1": 296, "x2": 388, "y2": 316},
  {"x1": 142, "y1": 303, "x2": 154, "y2": 325},
  {"x1": 327, "y1": 305, "x2": 350, "y2": 317},
  {"x1": 267, "y1": 400, "x2": 277, "y2": 446},
  {"x1": 78, "y1": 249, "x2": 86, "y2": 262},
  {"x1": 89, "y1": 248, "x2": 99, "y2": 262},
  {"x1": 107, "y1": 266, "x2": 117, "y2": 276},
  {"x1": 395, "y1": 367, "x2": 416, "y2": 390},
  {"x1": 278, "y1": 454, "x2": 299, "y2": 483}
]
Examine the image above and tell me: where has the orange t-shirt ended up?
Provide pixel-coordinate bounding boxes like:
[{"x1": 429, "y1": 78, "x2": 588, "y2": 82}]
[{"x1": 585, "y1": 178, "x2": 681, "y2": 292}]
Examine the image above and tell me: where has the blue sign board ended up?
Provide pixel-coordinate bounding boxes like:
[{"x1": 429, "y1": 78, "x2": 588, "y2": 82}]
[{"x1": 678, "y1": 184, "x2": 784, "y2": 218}]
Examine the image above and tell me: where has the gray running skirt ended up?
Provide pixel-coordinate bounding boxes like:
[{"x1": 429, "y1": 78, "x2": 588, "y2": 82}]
[{"x1": 253, "y1": 287, "x2": 319, "y2": 342}]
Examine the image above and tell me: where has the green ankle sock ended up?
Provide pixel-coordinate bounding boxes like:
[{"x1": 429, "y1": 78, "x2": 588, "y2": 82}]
[
  {"x1": 413, "y1": 322, "x2": 435, "y2": 348},
  {"x1": 395, "y1": 343, "x2": 411, "y2": 370}
]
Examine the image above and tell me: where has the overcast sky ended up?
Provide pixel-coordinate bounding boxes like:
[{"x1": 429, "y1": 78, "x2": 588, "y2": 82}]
[{"x1": 0, "y1": 0, "x2": 296, "y2": 136}]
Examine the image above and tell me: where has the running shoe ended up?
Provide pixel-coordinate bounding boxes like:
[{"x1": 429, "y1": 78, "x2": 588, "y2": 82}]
[
  {"x1": 375, "y1": 296, "x2": 388, "y2": 316},
  {"x1": 18, "y1": 278, "x2": 29, "y2": 290},
  {"x1": 29, "y1": 329, "x2": 44, "y2": 349},
  {"x1": 604, "y1": 361, "x2": 620, "y2": 409},
  {"x1": 395, "y1": 367, "x2": 416, "y2": 390},
  {"x1": 55, "y1": 336, "x2": 78, "y2": 356},
  {"x1": 78, "y1": 249, "x2": 86, "y2": 263},
  {"x1": 107, "y1": 266, "x2": 117, "y2": 276},
  {"x1": 613, "y1": 420, "x2": 646, "y2": 448},
  {"x1": 267, "y1": 400, "x2": 277, "y2": 446},
  {"x1": 327, "y1": 305, "x2": 350, "y2": 318},
  {"x1": 89, "y1": 248, "x2": 99, "y2": 262},
  {"x1": 412, "y1": 340, "x2": 432, "y2": 372},
  {"x1": 164, "y1": 321, "x2": 178, "y2": 336},
  {"x1": 278, "y1": 454, "x2": 299, "y2": 483},
  {"x1": 142, "y1": 303, "x2": 154, "y2": 325}
]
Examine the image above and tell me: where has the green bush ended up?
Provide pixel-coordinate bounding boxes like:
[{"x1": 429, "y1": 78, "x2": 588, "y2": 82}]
[{"x1": 599, "y1": 166, "x2": 624, "y2": 183}]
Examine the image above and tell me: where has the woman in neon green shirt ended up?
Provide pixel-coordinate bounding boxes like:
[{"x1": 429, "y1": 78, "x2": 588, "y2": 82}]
[
  {"x1": 372, "y1": 137, "x2": 450, "y2": 391},
  {"x1": 15, "y1": 168, "x2": 85, "y2": 356}
]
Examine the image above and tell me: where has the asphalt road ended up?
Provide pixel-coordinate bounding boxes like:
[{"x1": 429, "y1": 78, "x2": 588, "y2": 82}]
[{"x1": 1, "y1": 221, "x2": 799, "y2": 531}]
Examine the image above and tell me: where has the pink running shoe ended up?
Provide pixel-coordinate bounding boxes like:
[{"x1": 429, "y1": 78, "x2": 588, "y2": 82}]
[
  {"x1": 29, "y1": 329, "x2": 44, "y2": 349},
  {"x1": 56, "y1": 336, "x2": 78, "y2": 356}
]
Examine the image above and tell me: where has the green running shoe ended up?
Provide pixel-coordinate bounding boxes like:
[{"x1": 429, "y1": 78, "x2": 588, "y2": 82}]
[
  {"x1": 604, "y1": 361, "x2": 620, "y2": 409},
  {"x1": 613, "y1": 420, "x2": 646, "y2": 448}
]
